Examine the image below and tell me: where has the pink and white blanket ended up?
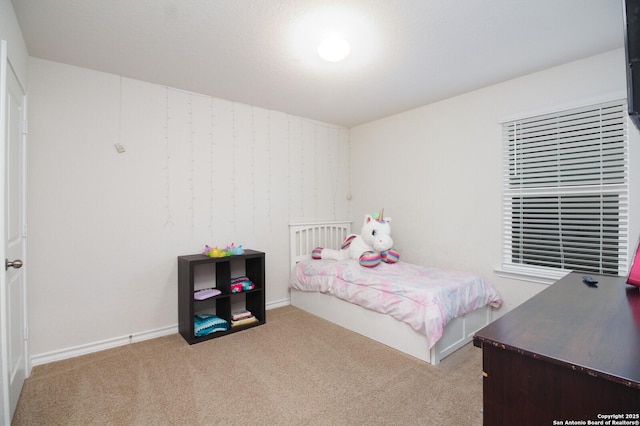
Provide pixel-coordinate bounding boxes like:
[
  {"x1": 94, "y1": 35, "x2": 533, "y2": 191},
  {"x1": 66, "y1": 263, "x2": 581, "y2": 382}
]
[{"x1": 290, "y1": 259, "x2": 503, "y2": 348}]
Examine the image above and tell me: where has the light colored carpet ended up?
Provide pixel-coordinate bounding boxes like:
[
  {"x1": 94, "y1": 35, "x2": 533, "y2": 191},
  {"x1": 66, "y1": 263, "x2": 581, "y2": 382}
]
[{"x1": 12, "y1": 306, "x2": 483, "y2": 425}]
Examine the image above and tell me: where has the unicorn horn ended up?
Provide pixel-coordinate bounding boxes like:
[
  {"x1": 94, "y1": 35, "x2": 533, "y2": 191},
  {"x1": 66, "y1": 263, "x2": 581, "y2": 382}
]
[{"x1": 379, "y1": 208, "x2": 384, "y2": 221}]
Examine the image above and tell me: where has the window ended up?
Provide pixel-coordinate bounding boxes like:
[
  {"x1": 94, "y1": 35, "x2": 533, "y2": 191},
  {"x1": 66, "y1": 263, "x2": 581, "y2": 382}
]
[{"x1": 502, "y1": 99, "x2": 629, "y2": 278}]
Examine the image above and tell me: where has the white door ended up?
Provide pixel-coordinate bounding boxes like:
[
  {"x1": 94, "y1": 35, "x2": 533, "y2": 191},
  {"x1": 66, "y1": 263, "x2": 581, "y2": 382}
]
[{"x1": 0, "y1": 40, "x2": 28, "y2": 424}]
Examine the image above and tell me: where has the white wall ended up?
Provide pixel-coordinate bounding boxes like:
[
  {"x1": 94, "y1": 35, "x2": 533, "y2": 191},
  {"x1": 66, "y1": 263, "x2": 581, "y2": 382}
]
[
  {"x1": 26, "y1": 58, "x2": 350, "y2": 359},
  {"x1": 350, "y1": 48, "x2": 640, "y2": 314},
  {"x1": 26, "y1": 46, "x2": 640, "y2": 361},
  {"x1": 0, "y1": 0, "x2": 28, "y2": 87}
]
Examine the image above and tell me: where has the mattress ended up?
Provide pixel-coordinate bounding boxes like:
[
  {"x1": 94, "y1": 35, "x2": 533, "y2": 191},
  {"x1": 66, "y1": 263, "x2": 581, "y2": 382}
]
[{"x1": 290, "y1": 259, "x2": 503, "y2": 348}]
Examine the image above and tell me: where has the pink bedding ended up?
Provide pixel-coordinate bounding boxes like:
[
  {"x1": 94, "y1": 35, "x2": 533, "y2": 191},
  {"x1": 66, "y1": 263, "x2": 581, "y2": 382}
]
[{"x1": 289, "y1": 259, "x2": 503, "y2": 348}]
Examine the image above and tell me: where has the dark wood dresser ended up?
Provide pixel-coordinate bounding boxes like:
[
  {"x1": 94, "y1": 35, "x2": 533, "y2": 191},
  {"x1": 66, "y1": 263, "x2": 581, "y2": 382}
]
[{"x1": 473, "y1": 272, "x2": 640, "y2": 424}]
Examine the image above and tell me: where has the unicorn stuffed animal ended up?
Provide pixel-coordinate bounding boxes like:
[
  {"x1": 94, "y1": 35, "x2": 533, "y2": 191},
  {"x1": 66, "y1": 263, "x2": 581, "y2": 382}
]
[{"x1": 312, "y1": 210, "x2": 400, "y2": 267}]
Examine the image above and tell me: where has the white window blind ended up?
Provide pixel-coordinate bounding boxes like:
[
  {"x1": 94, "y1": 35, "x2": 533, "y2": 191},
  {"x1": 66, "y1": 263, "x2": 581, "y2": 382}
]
[{"x1": 502, "y1": 99, "x2": 629, "y2": 276}]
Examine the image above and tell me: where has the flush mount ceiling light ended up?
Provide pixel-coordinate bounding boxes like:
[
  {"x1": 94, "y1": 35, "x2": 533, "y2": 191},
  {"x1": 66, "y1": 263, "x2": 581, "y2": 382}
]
[
  {"x1": 289, "y1": 5, "x2": 375, "y2": 69},
  {"x1": 317, "y1": 33, "x2": 351, "y2": 62}
]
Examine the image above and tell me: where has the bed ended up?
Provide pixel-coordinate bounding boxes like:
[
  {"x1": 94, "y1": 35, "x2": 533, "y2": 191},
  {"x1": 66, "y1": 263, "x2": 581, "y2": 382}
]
[{"x1": 288, "y1": 221, "x2": 503, "y2": 365}]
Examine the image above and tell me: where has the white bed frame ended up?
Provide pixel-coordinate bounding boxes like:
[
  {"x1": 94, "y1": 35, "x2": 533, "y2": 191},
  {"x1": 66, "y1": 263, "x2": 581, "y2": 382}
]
[{"x1": 289, "y1": 221, "x2": 493, "y2": 365}]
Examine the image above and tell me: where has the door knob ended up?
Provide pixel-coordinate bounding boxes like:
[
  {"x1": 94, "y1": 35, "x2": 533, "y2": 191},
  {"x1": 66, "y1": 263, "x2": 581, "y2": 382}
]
[{"x1": 5, "y1": 259, "x2": 23, "y2": 270}]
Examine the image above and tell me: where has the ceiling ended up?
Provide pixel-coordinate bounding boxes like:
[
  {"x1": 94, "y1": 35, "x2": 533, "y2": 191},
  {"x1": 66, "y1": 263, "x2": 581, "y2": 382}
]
[{"x1": 11, "y1": 0, "x2": 625, "y2": 128}]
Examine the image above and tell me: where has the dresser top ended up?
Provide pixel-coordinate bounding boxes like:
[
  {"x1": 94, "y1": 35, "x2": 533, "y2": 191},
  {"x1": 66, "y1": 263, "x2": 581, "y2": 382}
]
[{"x1": 474, "y1": 272, "x2": 640, "y2": 389}]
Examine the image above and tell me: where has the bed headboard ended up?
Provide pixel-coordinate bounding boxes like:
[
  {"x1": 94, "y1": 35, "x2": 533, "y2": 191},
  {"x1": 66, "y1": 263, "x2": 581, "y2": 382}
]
[{"x1": 289, "y1": 221, "x2": 352, "y2": 270}]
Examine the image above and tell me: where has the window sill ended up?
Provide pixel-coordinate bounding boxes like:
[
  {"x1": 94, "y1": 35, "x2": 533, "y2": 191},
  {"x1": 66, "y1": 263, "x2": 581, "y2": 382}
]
[{"x1": 495, "y1": 264, "x2": 571, "y2": 285}]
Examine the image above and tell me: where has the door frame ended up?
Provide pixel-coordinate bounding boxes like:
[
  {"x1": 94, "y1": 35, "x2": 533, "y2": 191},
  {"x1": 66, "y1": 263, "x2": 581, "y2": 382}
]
[{"x1": 0, "y1": 37, "x2": 10, "y2": 426}]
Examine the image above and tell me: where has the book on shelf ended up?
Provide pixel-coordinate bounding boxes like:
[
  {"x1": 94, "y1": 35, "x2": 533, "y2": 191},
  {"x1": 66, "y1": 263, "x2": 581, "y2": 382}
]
[
  {"x1": 231, "y1": 309, "x2": 253, "y2": 321},
  {"x1": 231, "y1": 316, "x2": 258, "y2": 327}
]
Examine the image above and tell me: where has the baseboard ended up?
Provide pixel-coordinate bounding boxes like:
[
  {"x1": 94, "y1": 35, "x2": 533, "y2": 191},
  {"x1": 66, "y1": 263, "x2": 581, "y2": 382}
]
[
  {"x1": 30, "y1": 324, "x2": 178, "y2": 367},
  {"x1": 266, "y1": 298, "x2": 290, "y2": 310},
  {"x1": 31, "y1": 300, "x2": 291, "y2": 367}
]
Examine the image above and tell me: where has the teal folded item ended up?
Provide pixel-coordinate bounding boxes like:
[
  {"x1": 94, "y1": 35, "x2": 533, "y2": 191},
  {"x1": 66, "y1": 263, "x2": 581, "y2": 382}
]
[{"x1": 194, "y1": 314, "x2": 229, "y2": 336}]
